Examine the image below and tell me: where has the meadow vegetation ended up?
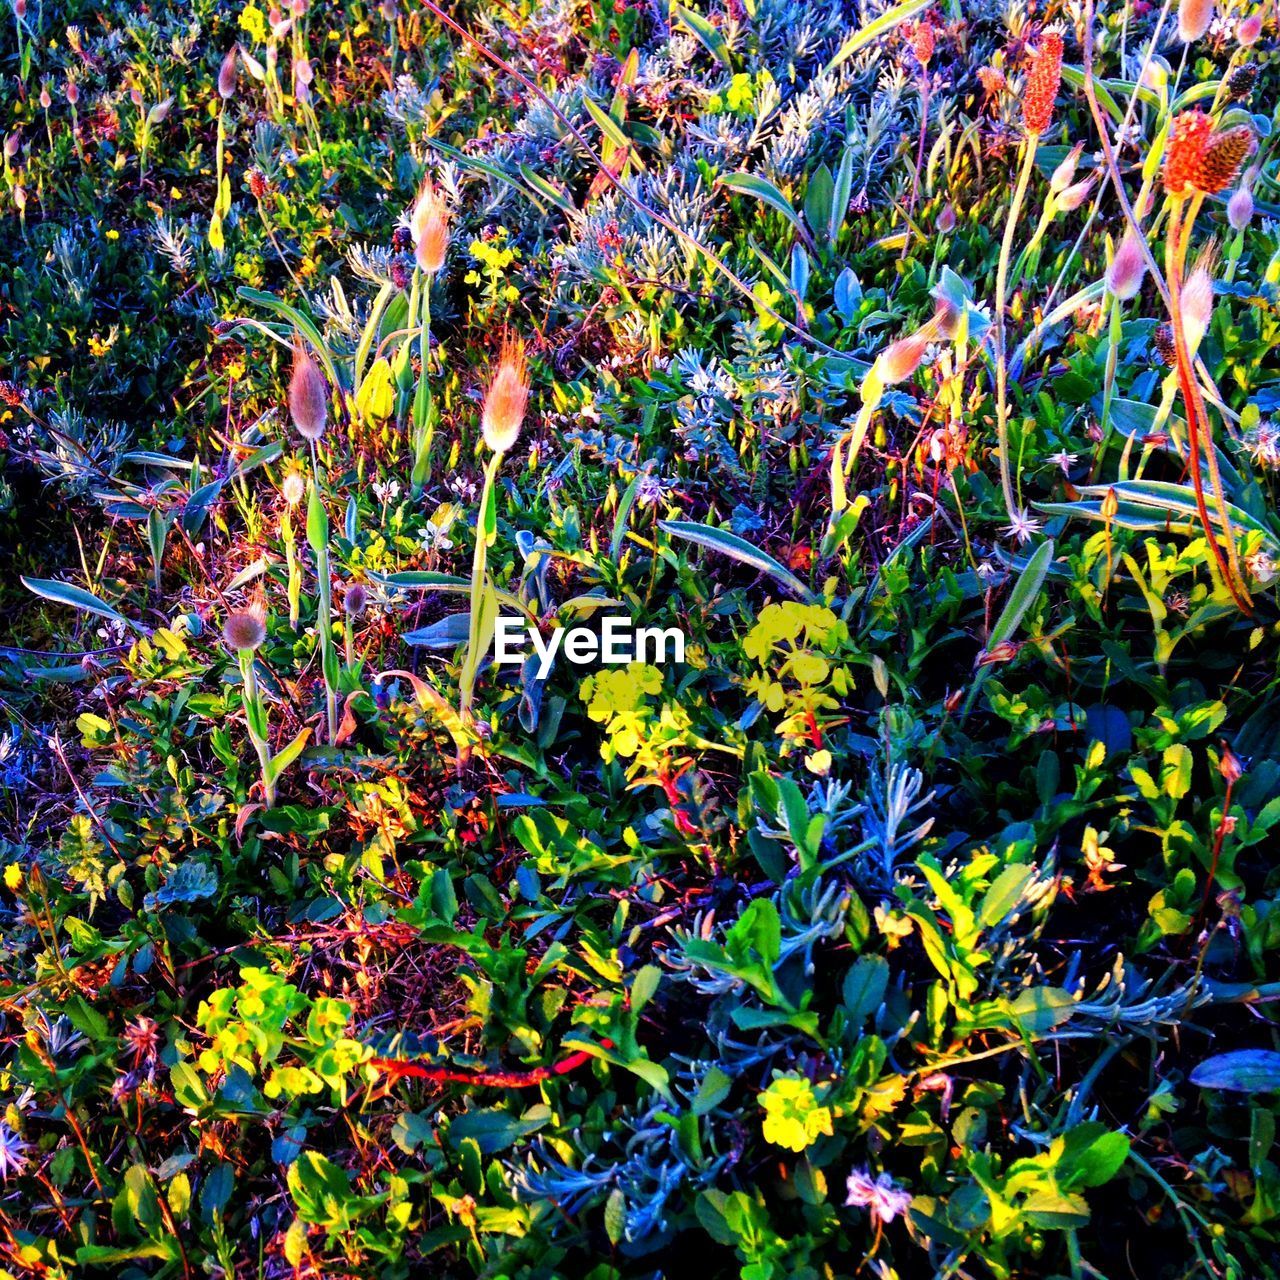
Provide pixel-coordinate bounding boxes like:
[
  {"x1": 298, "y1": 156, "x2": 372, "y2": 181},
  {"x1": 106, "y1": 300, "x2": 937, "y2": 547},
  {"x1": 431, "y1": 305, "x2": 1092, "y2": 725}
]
[{"x1": 1, "y1": 0, "x2": 1280, "y2": 1276}]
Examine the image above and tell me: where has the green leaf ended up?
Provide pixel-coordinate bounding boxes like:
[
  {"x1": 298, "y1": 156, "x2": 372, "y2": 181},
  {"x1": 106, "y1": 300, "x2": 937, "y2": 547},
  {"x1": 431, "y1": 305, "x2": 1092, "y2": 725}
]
[
  {"x1": 266, "y1": 727, "x2": 313, "y2": 787},
  {"x1": 674, "y1": 4, "x2": 733, "y2": 68},
  {"x1": 1192, "y1": 1050, "x2": 1280, "y2": 1093},
  {"x1": 824, "y1": 0, "x2": 932, "y2": 74},
  {"x1": 963, "y1": 539, "x2": 1054, "y2": 718},
  {"x1": 659, "y1": 520, "x2": 815, "y2": 601},
  {"x1": 21, "y1": 576, "x2": 134, "y2": 629},
  {"x1": 719, "y1": 173, "x2": 815, "y2": 250},
  {"x1": 842, "y1": 955, "x2": 889, "y2": 1025},
  {"x1": 979, "y1": 864, "x2": 1035, "y2": 927},
  {"x1": 581, "y1": 92, "x2": 633, "y2": 155}
]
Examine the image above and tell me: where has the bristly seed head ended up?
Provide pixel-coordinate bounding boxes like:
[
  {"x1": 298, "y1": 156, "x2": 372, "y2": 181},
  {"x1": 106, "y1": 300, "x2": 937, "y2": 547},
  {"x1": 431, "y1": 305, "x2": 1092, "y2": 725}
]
[
  {"x1": 289, "y1": 340, "x2": 328, "y2": 442},
  {"x1": 223, "y1": 606, "x2": 267, "y2": 653},
  {"x1": 1022, "y1": 30, "x2": 1064, "y2": 136},
  {"x1": 343, "y1": 582, "x2": 368, "y2": 617},
  {"x1": 1163, "y1": 111, "x2": 1255, "y2": 197},
  {"x1": 410, "y1": 179, "x2": 450, "y2": 276},
  {"x1": 1106, "y1": 230, "x2": 1147, "y2": 301},
  {"x1": 1181, "y1": 247, "x2": 1217, "y2": 353},
  {"x1": 481, "y1": 335, "x2": 530, "y2": 455},
  {"x1": 1178, "y1": 0, "x2": 1215, "y2": 42}
]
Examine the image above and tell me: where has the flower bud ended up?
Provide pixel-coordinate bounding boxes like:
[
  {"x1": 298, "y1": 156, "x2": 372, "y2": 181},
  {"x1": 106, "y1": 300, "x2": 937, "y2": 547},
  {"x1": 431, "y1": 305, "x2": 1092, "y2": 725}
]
[
  {"x1": 1106, "y1": 230, "x2": 1147, "y2": 300},
  {"x1": 937, "y1": 202, "x2": 956, "y2": 233},
  {"x1": 1178, "y1": 0, "x2": 1215, "y2": 42},
  {"x1": 3, "y1": 132, "x2": 18, "y2": 160},
  {"x1": 481, "y1": 336, "x2": 530, "y2": 454},
  {"x1": 1057, "y1": 176, "x2": 1095, "y2": 212},
  {"x1": 223, "y1": 607, "x2": 267, "y2": 652},
  {"x1": 1219, "y1": 742, "x2": 1245, "y2": 783},
  {"x1": 39, "y1": 84, "x2": 51, "y2": 110},
  {"x1": 876, "y1": 329, "x2": 931, "y2": 384},
  {"x1": 289, "y1": 342, "x2": 328, "y2": 442},
  {"x1": 1050, "y1": 142, "x2": 1084, "y2": 193},
  {"x1": 1227, "y1": 182, "x2": 1254, "y2": 231},
  {"x1": 219, "y1": 46, "x2": 239, "y2": 100},
  {"x1": 65, "y1": 79, "x2": 79, "y2": 106}
]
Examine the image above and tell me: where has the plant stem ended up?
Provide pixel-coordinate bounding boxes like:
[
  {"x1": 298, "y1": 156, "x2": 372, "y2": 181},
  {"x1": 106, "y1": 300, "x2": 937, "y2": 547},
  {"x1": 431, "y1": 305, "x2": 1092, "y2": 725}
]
[
  {"x1": 1164, "y1": 198, "x2": 1251, "y2": 612},
  {"x1": 993, "y1": 135, "x2": 1039, "y2": 524}
]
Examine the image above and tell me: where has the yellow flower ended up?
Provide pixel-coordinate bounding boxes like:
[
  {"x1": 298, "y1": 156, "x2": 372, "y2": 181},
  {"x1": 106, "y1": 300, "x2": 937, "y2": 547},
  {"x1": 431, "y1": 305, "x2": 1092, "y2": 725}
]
[
  {"x1": 105, "y1": 228, "x2": 119, "y2": 241},
  {"x1": 760, "y1": 1074, "x2": 834, "y2": 1153},
  {"x1": 239, "y1": 2, "x2": 267, "y2": 43},
  {"x1": 4, "y1": 865, "x2": 22, "y2": 891}
]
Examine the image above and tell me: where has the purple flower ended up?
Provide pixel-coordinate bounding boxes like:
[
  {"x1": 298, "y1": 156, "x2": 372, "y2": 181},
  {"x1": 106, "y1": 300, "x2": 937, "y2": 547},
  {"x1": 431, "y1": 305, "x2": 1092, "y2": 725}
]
[
  {"x1": 844, "y1": 1168, "x2": 912, "y2": 1224},
  {"x1": 0, "y1": 1123, "x2": 28, "y2": 1181}
]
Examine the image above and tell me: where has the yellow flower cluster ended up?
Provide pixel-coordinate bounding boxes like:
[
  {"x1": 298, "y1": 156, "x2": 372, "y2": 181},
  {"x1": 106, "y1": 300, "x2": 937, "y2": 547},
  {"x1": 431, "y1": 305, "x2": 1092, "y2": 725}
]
[
  {"x1": 742, "y1": 604, "x2": 854, "y2": 757},
  {"x1": 580, "y1": 663, "x2": 694, "y2": 771}
]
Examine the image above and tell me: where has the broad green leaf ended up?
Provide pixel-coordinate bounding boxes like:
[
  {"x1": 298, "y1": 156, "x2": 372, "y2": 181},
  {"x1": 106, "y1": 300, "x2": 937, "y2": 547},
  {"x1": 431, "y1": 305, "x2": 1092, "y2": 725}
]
[
  {"x1": 22, "y1": 576, "x2": 133, "y2": 628},
  {"x1": 719, "y1": 173, "x2": 815, "y2": 250},
  {"x1": 824, "y1": 0, "x2": 931, "y2": 75},
  {"x1": 659, "y1": 519, "x2": 815, "y2": 601},
  {"x1": 675, "y1": 4, "x2": 733, "y2": 68},
  {"x1": 1192, "y1": 1050, "x2": 1280, "y2": 1093}
]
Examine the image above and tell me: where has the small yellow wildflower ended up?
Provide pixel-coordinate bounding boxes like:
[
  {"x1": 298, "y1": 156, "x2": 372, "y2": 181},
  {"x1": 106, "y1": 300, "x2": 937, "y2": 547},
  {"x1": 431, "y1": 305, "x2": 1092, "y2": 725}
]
[
  {"x1": 4, "y1": 865, "x2": 23, "y2": 891},
  {"x1": 760, "y1": 1074, "x2": 834, "y2": 1153}
]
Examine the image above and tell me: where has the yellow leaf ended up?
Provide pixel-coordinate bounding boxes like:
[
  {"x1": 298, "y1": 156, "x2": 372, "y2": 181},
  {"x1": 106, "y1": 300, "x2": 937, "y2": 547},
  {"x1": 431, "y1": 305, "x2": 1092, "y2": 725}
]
[{"x1": 355, "y1": 358, "x2": 395, "y2": 422}]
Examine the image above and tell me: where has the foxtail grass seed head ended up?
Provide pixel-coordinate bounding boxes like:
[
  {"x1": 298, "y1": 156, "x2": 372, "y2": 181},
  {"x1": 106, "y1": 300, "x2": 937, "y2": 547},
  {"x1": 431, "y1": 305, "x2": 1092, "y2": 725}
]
[
  {"x1": 1022, "y1": 30, "x2": 1064, "y2": 136},
  {"x1": 289, "y1": 342, "x2": 328, "y2": 442},
  {"x1": 1106, "y1": 230, "x2": 1147, "y2": 300},
  {"x1": 343, "y1": 583, "x2": 368, "y2": 617},
  {"x1": 1238, "y1": 12, "x2": 1263, "y2": 43},
  {"x1": 410, "y1": 180, "x2": 450, "y2": 275},
  {"x1": 481, "y1": 336, "x2": 530, "y2": 454},
  {"x1": 223, "y1": 607, "x2": 267, "y2": 653},
  {"x1": 1164, "y1": 111, "x2": 1255, "y2": 196},
  {"x1": 1050, "y1": 142, "x2": 1084, "y2": 193},
  {"x1": 1178, "y1": 0, "x2": 1215, "y2": 41},
  {"x1": 1228, "y1": 181, "x2": 1254, "y2": 231},
  {"x1": 937, "y1": 202, "x2": 956, "y2": 233},
  {"x1": 281, "y1": 470, "x2": 306, "y2": 506},
  {"x1": 218, "y1": 46, "x2": 238, "y2": 99},
  {"x1": 1182, "y1": 255, "x2": 1216, "y2": 353},
  {"x1": 1056, "y1": 176, "x2": 1095, "y2": 212},
  {"x1": 876, "y1": 329, "x2": 931, "y2": 384}
]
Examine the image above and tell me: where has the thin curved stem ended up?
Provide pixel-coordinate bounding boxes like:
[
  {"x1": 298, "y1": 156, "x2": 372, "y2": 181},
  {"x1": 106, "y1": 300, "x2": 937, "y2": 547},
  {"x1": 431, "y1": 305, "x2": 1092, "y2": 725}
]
[{"x1": 993, "y1": 136, "x2": 1039, "y2": 523}]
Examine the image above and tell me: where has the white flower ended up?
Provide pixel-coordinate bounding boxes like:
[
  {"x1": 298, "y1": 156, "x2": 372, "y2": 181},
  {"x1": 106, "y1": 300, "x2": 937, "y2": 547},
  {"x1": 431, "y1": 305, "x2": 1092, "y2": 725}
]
[
  {"x1": 373, "y1": 478, "x2": 402, "y2": 504},
  {"x1": 0, "y1": 1123, "x2": 28, "y2": 1181},
  {"x1": 844, "y1": 1169, "x2": 912, "y2": 1224},
  {"x1": 1049, "y1": 450, "x2": 1078, "y2": 474},
  {"x1": 418, "y1": 522, "x2": 454, "y2": 553},
  {"x1": 1002, "y1": 509, "x2": 1043, "y2": 545}
]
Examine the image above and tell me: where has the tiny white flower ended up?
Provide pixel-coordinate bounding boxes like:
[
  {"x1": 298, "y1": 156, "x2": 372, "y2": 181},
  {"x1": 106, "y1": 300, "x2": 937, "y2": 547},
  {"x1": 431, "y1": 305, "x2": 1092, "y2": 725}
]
[{"x1": 1002, "y1": 509, "x2": 1043, "y2": 545}]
